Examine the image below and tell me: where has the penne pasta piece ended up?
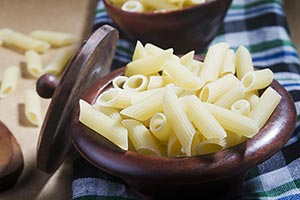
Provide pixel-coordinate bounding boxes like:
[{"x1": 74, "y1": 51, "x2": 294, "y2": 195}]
[
  {"x1": 191, "y1": 61, "x2": 203, "y2": 76},
  {"x1": 179, "y1": 50, "x2": 195, "y2": 69},
  {"x1": 181, "y1": 95, "x2": 226, "y2": 139},
  {"x1": 0, "y1": 28, "x2": 13, "y2": 38},
  {"x1": 220, "y1": 49, "x2": 235, "y2": 76},
  {"x1": 43, "y1": 49, "x2": 73, "y2": 75},
  {"x1": 123, "y1": 74, "x2": 148, "y2": 92},
  {"x1": 196, "y1": 135, "x2": 225, "y2": 155},
  {"x1": 245, "y1": 92, "x2": 260, "y2": 108},
  {"x1": 184, "y1": 0, "x2": 206, "y2": 6},
  {"x1": 144, "y1": 43, "x2": 165, "y2": 55},
  {"x1": 122, "y1": 119, "x2": 162, "y2": 156},
  {"x1": 235, "y1": 45, "x2": 254, "y2": 80},
  {"x1": 213, "y1": 84, "x2": 245, "y2": 108},
  {"x1": 223, "y1": 131, "x2": 247, "y2": 149},
  {"x1": 162, "y1": 86, "x2": 196, "y2": 156},
  {"x1": 132, "y1": 87, "x2": 163, "y2": 104},
  {"x1": 112, "y1": 76, "x2": 128, "y2": 90},
  {"x1": 198, "y1": 42, "x2": 229, "y2": 82},
  {"x1": 95, "y1": 106, "x2": 123, "y2": 123},
  {"x1": 122, "y1": 0, "x2": 145, "y2": 12},
  {"x1": 204, "y1": 102, "x2": 259, "y2": 138},
  {"x1": 167, "y1": 133, "x2": 184, "y2": 157},
  {"x1": 147, "y1": 76, "x2": 165, "y2": 90},
  {"x1": 96, "y1": 88, "x2": 134, "y2": 109},
  {"x1": 199, "y1": 74, "x2": 240, "y2": 103},
  {"x1": 0, "y1": 66, "x2": 20, "y2": 98},
  {"x1": 125, "y1": 49, "x2": 173, "y2": 76},
  {"x1": 4, "y1": 31, "x2": 50, "y2": 53},
  {"x1": 231, "y1": 99, "x2": 250, "y2": 116},
  {"x1": 149, "y1": 112, "x2": 172, "y2": 143},
  {"x1": 163, "y1": 59, "x2": 204, "y2": 90},
  {"x1": 121, "y1": 88, "x2": 164, "y2": 121},
  {"x1": 138, "y1": 0, "x2": 178, "y2": 11},
  {"x1": 24, "y1": 90, "x2": 42, "y2": 126},
  {"x1": 79, "y1": 100, "x2": 128, "y2": 150},
  {"x1": 241, "y1": 69, "x2": 274, "y2": 92},
  {"x1": 132, "y1": 40, "x2": 147, "y2": 61},
  {"x1": 30, "y1": 30, "x2": 75, "y2": 47},
  {"x1": 249, "y1": 87, "x2": 281, "y2": 129},
  {"x1": 25, "y1": 50, "x2": 43, "y2": 78}
]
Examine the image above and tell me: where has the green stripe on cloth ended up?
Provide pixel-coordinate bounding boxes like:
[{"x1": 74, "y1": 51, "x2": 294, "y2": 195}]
[{"x1": 248, "y1": 39, "x2": 296, "y2": 53}]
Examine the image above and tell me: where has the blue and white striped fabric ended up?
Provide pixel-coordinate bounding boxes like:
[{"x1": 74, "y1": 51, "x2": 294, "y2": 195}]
[{"x1": 73, "y1": 0, "x2": 300, "y2": 199}]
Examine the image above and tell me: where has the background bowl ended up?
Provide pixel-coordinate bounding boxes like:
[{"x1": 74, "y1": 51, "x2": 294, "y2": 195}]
[
  {"x1": 71, "y1": 66, "x2": 296, "y2": 199},
  {"x1": 103, "y1": 0, "x2": 232, "y2": 54}
]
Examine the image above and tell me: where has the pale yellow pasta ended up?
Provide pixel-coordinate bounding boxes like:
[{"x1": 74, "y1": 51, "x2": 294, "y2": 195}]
[
  {"x1": 30, "y1": 30, "x2": 74, "y2": 47},
  {"x1": 132, "y1": 41, "x2": 147, "y2": 61},
  {"x1": 163, "y1": 59, "x2": 204, "y2": 90},
  {"x1": 167, "y1": 133, "x2": 184, "y2": 157},
  {"x1": 249, "y1": 87, "x2": 281, "y2": 129},
  {"x1": 197, "y1": 137, "x2": 224, "y2": 155},
  {"x1": 204, "y1": 102, "x2": 259, "y2": 138},
  {"x1": 24, "y1": 90, "x2": 42, "y2": 126},
  {"x1": 220, "y1": 49, "x2": 235, "y2": 76},
  {"x1": 199, "y1": 74, "x2": 240, "y2": 103},
  {"x1": 112, "y1": 76, "x2": 128, "y2": 90},
  {"x1": 121, "y1": 88, "x2": 164, "y2": 121},
  {"x1": 125, "y1": 49, "x2": 173, "y2": 76},
  {"x1": 43, "y1": 49, "x2": 73, "y2": 75},
  {"x1": 0, "y1": 28, "x2": 13, "y2": 38},
  {"x1": 149, "y1": 112, "x2": 172, "y2": 143},
  {"x1": 144, "y1": 43, "x2": 165, "y2": 55},
  {"x1": 138, "y1": 0, "x2": 178, "y2": 11},
  {"x1": 182, "y1": 95, "x2": 226, "y2": 139},
  {"x1": 96, "y1": 88, "x2": 133, "y2": 109},
  {"x1": 131, "y1": 87, "x2": 163, "y2": 104},
  {"x1": 162, "y1": 86, "x2": 196, "y2": 156},
  {"x1": 122, "y1": 0, "x2": 145, "y2": 12},
  {"x1": 0, "y1": 66, "x2": 20, "y2": 98},
  {"x1": 213, "y1": 84, "x2": 245, "y2": 108},
  {"x1": 223, "y1": 131, "x2": 247, "y2": 149},
  {"x1": 147, "y1": 76, "x2": 165, "y2": 90},
  {"x1": 191, "y1": 62, "x2": 202, "y2": 76},
  {"x1": 184, "y1": 0, "x2": 206, "y2": 6},
  {"x1": 241, "y1": 69, "x2": 274, "y2": 92},
  {"x1": 79, "y1": 100, "x2": 128, "y2": 150},
  {"x1": 4, "y1": 31, "x2": 50, "y2": 53},
  {"x1": 245, "y1": 92, "x2": 260, "y2": 108},
  {"x1": 198, "y1": 42, "x2": 229, "y2": 82},
  {"x1": 179, "y1": 50, "x2": 195, "y2": 69},
  {"x1": 122, "y1": 119, "x2": 162, "y2": 156},
  {"x1": 25, "y1": 50, "x2": 43, "y2": 78},
  {"x1": 95, "y1": 106, "x2": 122, "y2": 123},
  {"x1": 235, "y1": 45, "x2": 254, "y2": 80},
  {"x1": 123, "y1": 74, "x2": 148, "y2": 91},
  {"x1": 231, "y1": 99, "x2": 250, "y2": 116}
]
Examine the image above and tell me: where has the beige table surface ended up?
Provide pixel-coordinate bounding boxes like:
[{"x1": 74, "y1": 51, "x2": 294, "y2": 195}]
[
  {"x1": 0, "y1": 0, "x2": 97, "y2": 199},
  {"x1": 0, "y1": 1, "x2": 299, "y2": 200}
]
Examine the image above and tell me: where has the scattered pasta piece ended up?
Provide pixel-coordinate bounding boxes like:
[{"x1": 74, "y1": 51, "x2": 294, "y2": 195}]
[
  {"x1": 43, "y1": 49, "x2": 73, "y2": 75},
  {"x1": 24, "y1": 90, "x2": 42, "y2": 126},
  {"x1": 30, "y1": 30, "x2": 75, "y2": 47},
  {"x1": 25, "y1": 50, "x2": 44, "y2": 78},
  {"x1": 0, "y1": 66, "x2": 20, "y2": 98}
]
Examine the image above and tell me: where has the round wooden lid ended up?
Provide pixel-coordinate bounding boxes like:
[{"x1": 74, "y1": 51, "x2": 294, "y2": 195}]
[{"x1": 36, "y1": 25, "x2": 119, "y2": 174}]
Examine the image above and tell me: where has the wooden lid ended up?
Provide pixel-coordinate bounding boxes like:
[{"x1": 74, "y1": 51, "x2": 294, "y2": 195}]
[{"x1": 36, "y1": 25, "x2": 119, "y2": 174}]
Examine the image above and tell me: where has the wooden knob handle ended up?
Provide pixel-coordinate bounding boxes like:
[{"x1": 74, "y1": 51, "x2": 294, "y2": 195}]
[{"x1": 36, "y1": 74, "x2": 59, "y2": 99}]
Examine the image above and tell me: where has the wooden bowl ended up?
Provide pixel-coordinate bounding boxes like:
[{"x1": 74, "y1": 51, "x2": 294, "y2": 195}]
[
  {"x1": 70, "y1": 67, "x2": 296, "y2": 199},
  {"x1": 103, "y1": 0, "x2": 232, "y2": 54}
]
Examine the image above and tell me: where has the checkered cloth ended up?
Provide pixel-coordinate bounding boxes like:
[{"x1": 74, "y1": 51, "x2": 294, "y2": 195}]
[{"x1": 72, "y1": 0, "x2": 300, "y2": 199}]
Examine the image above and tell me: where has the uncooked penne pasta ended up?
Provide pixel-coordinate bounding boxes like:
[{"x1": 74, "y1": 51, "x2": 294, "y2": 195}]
[
  {"x1": 204, "y1": 102, "x2": 259, "y2": 138},
  {"x1": 79, "y1": 99, "x2": 128, "y2": 150},
  {"x1": 167, "y1": 133, "x2": 183, "y2": 157},
  {"x1": 43, "y1": 49, "x2": 73, "y2": 75},
  {"x1": 184, "y1": 0, "x2": 206, "y2": 6},
  {"x1": 223, "y1": 131, "x2": 247, "y2": 149},
  {"x1": 112, "y1": 76, "x2": 128, "y2": 90},
  {"x1": 96, "y1": 88, "x2": 134, "y2": 109},
  {"x1": 122, "y1": 0, "x2": 145, "y2": 12},
  {"x1": 249, "y1": 87, "x2": 281, "y2": 129},
  {"x1": 123, "y1": 74, "x2": 148, "y2": 92},
  {"x1": 25, "y1": 50, "x2": 43, "y2": 78},
  {"x1": 95, "y1": 106, "x2": 123, "y2": 123},
  {"x1": 122, "y1": 119, "x2": 162, "y2": 156},
  {"x1": 235, "y1": 45, "x2": 254, "y2": 80},
  {"x1": 30, "y1": 30, "x2": 74, "y2": 47},
  {"x1": 220, "y1": 49, "x2": 235, "y2": 76},
  {"x1": 162, "y1": 86, "x2": 196, "y2": 156},
  {"x1": 231, "y1": 99, "x2": 250, "y2": 116},
  {"x1": 132, "y1": 41, "x2": 147, "y2": 61},
  {"x1": 241, "y1": 69, "x2": 274, "y2": 92},
  {"x1": 198, "y1": 42, "x2": 229, "y2": 82},
  {"x1": 125, "y1": 49, "x2": 173, "y2": 76},
  {"x1": 179, "y1": 50, "x2": 195, "y2": 69},
  {"x1": 163, "y1": 59, "x2": 204, "y2": 90},
  {"x1": 199, "y1": 74, "x2": 240, "y2": 103},
  {"x1": 197, "y1": 135, "x2": 224, "y2": 155},
  {"x1": 0, "y1": 66, "x2": 20, "y2": 98},
  {"x1": 213, "y1": 84, "x2": 245, "y2": 108},
  {"x1": 182, "y1": 95, "x2": 226, "y2": 139},
  {"x1": 4, "y1": 31, "x2": 50, "y2": 53},
  {"x1": 139, "y1": 0, "x2": 178, "y2": 11},
  {"x1": 149, "y1": 112, "x2": 172, "y2": 143},
  {"x1": 24, "y1": 90, "x2": 42, "y2": 126},
  {"x1": 245, "y1": 92, "x2": 260, "y2": 108},
  {"x1": 0, "y1": 28, "x2": 13, "y2": 38}
]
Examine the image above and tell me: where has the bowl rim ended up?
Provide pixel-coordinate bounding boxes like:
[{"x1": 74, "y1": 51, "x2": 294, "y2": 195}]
[{"x1": 103, "y1": 0, "x2": 230, "y2": 17}]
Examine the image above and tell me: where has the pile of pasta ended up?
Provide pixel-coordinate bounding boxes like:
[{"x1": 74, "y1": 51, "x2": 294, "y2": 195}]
[
  {"x1": 0, "y1": 28, "x2": 75, "y2": 126},
  {"x1": 79, "y1": 41, "x2": 281, "y2": 157},
  {"x1": 110, "y1": 0, "x2": 206, "y2": 13}
]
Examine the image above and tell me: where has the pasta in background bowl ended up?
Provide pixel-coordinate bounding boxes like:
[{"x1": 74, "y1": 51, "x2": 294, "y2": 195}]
[
  {"x1": 103, "y1": 0, "x2": 232, "y2": 54},
  {"x1": 70, "y1": 42, "x2": 296, "y2": 199}
]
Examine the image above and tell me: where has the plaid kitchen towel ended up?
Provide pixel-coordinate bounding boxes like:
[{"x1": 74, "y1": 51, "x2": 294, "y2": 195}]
[{"x1": 72, "y1": 0, "x2": 300, "y2": 199}]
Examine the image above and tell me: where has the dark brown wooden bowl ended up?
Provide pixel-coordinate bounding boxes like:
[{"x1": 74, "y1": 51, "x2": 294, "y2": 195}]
[
  {"x1": 70, "y1": 67, "x2": 296, "y2": 199},
  {"x1": 103, "y1": 0, "x2": 232, "y2": 54}
]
